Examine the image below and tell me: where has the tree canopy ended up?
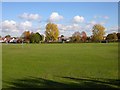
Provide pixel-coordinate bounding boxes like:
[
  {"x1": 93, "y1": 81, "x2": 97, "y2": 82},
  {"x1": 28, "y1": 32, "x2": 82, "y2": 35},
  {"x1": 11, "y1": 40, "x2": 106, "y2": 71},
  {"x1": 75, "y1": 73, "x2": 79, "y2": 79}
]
[
  {"x1": 71, "y1": 31, "x2": 81, "y2": 42},
  {"x1": 81, "y1": 31, "x2": 87, "y2": 42},
  {"x1": 5, "y1": 35, "x2": 11, "y2": 38},
  {"x1": 45, "y1": 23, "x2": 59, "y2": 42},
  {"x1": 92, "y1": 24, "x2": 105, "y2": 42},
  {"x1": 117, "y1": 33, "x2": 120, "y2": 39},
  {"x1": 106, "y1": 33, "x2": 118, "y2": 42},
  {"x1": 21, "y1": 31, "x2": 31, "y2": 41},
  {"x1": 30, "y1": 32, "x2": 43, "y2": 43}
]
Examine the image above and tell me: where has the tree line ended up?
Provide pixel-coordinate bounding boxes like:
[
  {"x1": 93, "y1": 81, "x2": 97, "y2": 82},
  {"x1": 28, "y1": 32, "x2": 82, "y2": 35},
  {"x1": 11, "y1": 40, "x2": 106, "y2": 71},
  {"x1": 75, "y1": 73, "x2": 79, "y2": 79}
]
[{"x1": 2, "y1": 23, "x2": 120, "y2": 43}]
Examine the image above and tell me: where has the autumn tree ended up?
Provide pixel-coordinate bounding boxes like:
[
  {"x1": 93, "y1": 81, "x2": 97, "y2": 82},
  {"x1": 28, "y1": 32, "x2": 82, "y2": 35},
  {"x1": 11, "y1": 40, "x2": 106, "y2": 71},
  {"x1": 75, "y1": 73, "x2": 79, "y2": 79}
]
[
  {"x1": 45, "y1": 23, "x2": 59, "y2": 42},
  {"x1": 21, "y1": 31, "x2": 31, "y2": 43},
  {"x1": 106, "y1": 33, "x2": 118, "y2": 42},
  {"x1": 71, "y1": 31, "x2": 81, "y2": 42},
  {"x1": 81, "y1": 31, "x2": 87, "y2": 42},
  {"x1": 92, "y1": 24, "x2": 105, "y2": 42}
]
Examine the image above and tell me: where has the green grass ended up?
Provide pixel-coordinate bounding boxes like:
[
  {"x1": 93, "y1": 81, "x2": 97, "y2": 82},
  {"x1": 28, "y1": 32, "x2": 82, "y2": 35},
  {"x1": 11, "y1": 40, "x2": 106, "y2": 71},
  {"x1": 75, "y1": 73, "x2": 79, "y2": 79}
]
[{"x1": 2, "y1": 43, "x2": 119, "y2": 88}]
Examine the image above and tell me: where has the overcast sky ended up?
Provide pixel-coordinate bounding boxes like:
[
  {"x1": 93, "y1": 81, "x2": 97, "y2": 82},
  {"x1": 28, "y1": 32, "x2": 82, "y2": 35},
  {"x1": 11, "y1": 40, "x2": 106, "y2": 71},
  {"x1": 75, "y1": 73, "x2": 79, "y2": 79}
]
[{"x1": 1, "y1": 2, "x2": 118, "y2": 37}]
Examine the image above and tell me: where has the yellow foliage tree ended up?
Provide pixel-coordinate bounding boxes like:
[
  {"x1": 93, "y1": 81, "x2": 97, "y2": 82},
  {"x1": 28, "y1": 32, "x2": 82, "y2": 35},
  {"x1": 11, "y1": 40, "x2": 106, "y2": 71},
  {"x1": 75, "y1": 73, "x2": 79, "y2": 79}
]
[
  {"x1": 92, "y1": 24, "x2": 105, "y2": 42},
  {"x1": 45, "y1": 23, "x2": 59, "y2": 42},
  {"x1": 21, "y1": 31, "x2": 31, "y2": 43}
]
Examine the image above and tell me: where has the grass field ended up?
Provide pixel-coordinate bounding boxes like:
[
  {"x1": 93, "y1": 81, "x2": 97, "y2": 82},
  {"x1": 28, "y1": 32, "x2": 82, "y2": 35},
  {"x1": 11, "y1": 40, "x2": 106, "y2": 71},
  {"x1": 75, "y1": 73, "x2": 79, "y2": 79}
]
[{"x1": 2, "y1": 43, "x2": 119, "y2": 88}]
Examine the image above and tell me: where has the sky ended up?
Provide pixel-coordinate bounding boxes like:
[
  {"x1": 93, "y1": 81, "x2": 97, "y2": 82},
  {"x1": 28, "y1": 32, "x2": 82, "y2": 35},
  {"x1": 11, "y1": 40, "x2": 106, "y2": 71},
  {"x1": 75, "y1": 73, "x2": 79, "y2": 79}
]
[
  {"x1": 2, "y1": 0, "x2": 120, "y2": 2},
  {"x1": 1, "y1": 2, "x2": 118, "y2": 37}
]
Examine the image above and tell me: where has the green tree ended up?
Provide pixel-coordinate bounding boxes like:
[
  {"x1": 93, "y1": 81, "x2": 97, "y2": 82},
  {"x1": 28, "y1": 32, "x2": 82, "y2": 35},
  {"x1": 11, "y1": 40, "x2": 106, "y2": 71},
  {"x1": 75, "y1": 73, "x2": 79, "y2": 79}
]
[
  {"x1": 40, "y1": 34, "x2": 44, "y2": 42},
  {"x1": 92, "y1": 24, "x2": 105, "y2": 42},
  {"x1": 5, "y1": 35, "x2": 11, "y2": 38},
  {"x1": 45, "y1": 23, "x2": 59, "y2": 42},
  {"x1": 106, "y1": 33, "x2": 118, "y2": 42},
  {"x1": 86, "y1": 36, "x2": 91, "y2": 42},
  {"x1": 30, "y1": 32, "x2": 42, "y2": 43},
  {"x1": 30, "y1": 33, "x2": 35, "y2": 43},
  {"x1": 34, "y1": 32, "x2": 41, "y2": 43},
  {"x1": 117, "y1": 33, "x2": 120, "y2": 40}
]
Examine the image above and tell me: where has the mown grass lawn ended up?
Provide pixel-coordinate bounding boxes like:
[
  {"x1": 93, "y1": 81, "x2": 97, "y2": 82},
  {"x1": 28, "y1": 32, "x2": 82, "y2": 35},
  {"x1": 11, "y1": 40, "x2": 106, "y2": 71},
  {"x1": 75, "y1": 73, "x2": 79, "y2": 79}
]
[{"x1": 2, "y1": 43, "x2": 119, "y2": 88}]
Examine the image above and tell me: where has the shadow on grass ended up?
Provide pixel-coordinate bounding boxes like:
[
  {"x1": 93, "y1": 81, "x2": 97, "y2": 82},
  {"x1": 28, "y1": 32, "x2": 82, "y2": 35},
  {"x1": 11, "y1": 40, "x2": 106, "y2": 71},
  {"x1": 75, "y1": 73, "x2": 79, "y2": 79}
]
[
  {"x1": 2, "y1": 76, "x2": 120, "y2": 89},
  {"x1": 60, "y1": 76, "x2": 120, "y2": 88}
]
